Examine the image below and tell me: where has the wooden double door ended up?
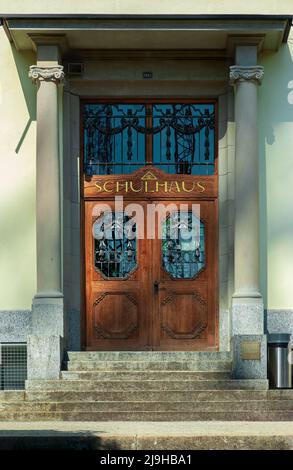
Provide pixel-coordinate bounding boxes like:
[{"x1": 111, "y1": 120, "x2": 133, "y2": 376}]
[{"x1": 84, "y1": 198, "x2": 218, "y2": 351}]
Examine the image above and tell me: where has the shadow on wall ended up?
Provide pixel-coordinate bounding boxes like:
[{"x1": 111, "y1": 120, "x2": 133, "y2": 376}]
[
  {"x1": 260, "y1": 43, "x2": 293, "y2": 141},
  {"x1": 0, "y1": 35, "x2": 37, "y2": 310},
  {"x1": 259, "y1": 42, "x2": 293, "y2": 311},
  {"x1": 11, "y1": 45, "x2": 36, "y2": 154}
]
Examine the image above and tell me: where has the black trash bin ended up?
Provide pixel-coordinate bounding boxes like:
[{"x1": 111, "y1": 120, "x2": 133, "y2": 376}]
[{"x1": 267, "y1": 334, "x2": 292, "y2": 389}]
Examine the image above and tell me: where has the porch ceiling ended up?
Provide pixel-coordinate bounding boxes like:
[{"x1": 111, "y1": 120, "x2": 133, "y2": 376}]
[{"x1": 4, "y1": 18, "x2": 290, "y2": 56}]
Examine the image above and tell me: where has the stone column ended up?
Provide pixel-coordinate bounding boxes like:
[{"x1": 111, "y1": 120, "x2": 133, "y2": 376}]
[
  {"x1": 230, "y1": 64, "x2": 264, "y2": 307},
  {"x1": 29, "y1": 65, "x2": 64, "y2": 298},
  {"x1": 229, "y1": 47, "x2": 267, "y2": 381},
  {"x1": 27, "y1": 46, "x2": 65, "y2": 380}
]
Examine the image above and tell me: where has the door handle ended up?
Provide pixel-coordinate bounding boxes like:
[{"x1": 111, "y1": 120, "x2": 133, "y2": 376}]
[{"x1": 154, "y1": 280, "x2": 160, "y2": 292}]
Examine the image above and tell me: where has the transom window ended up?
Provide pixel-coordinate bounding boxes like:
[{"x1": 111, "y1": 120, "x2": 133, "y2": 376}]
[{"x1": 83, "y1": 102, "x2": 215, "y2": 176}]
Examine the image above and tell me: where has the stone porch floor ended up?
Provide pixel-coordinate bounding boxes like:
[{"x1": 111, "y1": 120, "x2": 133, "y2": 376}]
[{"x1": 0, "y1": 421, "x2": 293, "y2": 450}]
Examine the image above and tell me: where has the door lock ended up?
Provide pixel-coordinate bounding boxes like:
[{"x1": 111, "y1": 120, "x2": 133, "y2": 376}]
[{"x1": 154, "y1": 280, "x2": 160, "y2": 292}]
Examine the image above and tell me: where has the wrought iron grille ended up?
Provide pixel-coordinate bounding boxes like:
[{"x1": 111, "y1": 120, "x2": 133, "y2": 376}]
[
  {"x1": 93, "y1": 212, "x2": 137, "y2": 279},
  {"x1": 83, "y1": 102, "x2": 215, "y2": 176},
  {"x1": 0, "y1": 343, "x2": 27, "y2": 390},
  {"x1": 83, "y1": 104, "x2": 147, "y2": 176},
  {"x1": 152, "y1": 104, "x2": 215, "y2": 175},
  {"x1": 162, "y1": 212, "x2": 205, "y2": 279}
]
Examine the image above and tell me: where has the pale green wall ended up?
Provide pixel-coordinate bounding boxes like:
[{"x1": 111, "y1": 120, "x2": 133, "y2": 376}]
[
  {"x1": 1, "y1": 15, "x2": 293, "y2": 311},
  {"x1": 0, "y1": 26, "x2": 36, "y2": 309},
  {"x1": 259, "y1": 31, "x2": 293, "y2": 310},
  {"x1": 0, "y1": 0, "x2": 292, "y2": 15}
]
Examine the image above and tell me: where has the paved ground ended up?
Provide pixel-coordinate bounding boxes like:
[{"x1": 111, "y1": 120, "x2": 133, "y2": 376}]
[
  {"x1": 0, "y1": 421, "x2": 293, "y2": 449},
  {"x1": 1, "y1": 420, "x2": 293, "y2": 435}
]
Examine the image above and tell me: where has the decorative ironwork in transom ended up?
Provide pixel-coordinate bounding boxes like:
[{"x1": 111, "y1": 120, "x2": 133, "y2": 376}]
[{"x1": 83, "y1": 102, "x2": 215, "y2": 176}]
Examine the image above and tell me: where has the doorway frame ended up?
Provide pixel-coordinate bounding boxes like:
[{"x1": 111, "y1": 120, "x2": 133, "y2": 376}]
[{"x1": 79, "y1": 96, "x2": 219, "y2": 350}]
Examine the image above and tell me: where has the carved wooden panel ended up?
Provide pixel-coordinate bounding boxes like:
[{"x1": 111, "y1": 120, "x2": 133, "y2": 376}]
[
  {"x1": 93, "y1": 292, "x2": 138, "y2": 340},
  {"x1": 160, "y1": 291, "x2": 208, "y2": 340}
]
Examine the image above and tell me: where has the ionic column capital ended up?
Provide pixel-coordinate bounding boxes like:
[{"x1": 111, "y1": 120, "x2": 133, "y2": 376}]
[
  {"x1": 229, "y1": 65, "x2": 264, "y2": 85},
  {"x1": 29, "y1": 65, "x2": 65, "y2": 84}
]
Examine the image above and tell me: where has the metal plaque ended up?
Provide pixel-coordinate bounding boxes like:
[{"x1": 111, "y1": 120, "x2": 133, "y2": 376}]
[{"x1": 240, "y1": 341, "x2": 261, "y2": 361}]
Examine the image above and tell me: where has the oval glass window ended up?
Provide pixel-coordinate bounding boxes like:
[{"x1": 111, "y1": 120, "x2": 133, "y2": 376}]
[
  {"x1": 162, "y1": 211, "x2": 205, "y2": 279},
  {"x1": 93, "y1": 212, "x2": 137, "y2": 279}
]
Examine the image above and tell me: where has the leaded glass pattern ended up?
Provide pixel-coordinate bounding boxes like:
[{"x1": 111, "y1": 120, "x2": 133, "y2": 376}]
[
  {"x1": 93, "y1": 212, "x2": 137, "y2": 278},
  {"x1": 83, "y1": 102, "x2": 215, "y2": 176},
  {"x1": 162, "y1": 212, "x2": 205, "y2": 279}
]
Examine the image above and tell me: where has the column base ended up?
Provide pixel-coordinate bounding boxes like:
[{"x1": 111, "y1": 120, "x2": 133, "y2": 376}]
[
  {"x1": 32, "y1": 294, "x2": 64, "y2": 337},
  {"x1": 27, "y1": 334, "x2": 64, "y2": 380},
  {"x1": 232, "y1": 297, "x2": 264, "y2": 335},
  {"x1": 29, "y1": 294, "x2": 65, "y2": 379},
  {"x1": 232, "y1": 334, "x2": 268, "y2": 380}
]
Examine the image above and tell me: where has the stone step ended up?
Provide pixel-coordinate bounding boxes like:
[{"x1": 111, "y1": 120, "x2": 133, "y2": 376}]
[
  {"x1": 61, "y1": 370, "x2": 231, "y2": 381},
  {"x1": 67, "y1": 351, "x2": 232, "y2": 362},
  {"x1": 268, "y1": 390, "x2": 293, "y2": 399},
  {"x1": 26, "y1": 378, "x2": 268, "y2": 391},
  {"x1": 0, "y1": 392, "x2": 25, "y2": 402},
  {"x1": 66, "y1": 360, "x2": 232, "y2": 371},
  {"x1": 2, "y1": 400, "x2": 293, "y2": 413},
  {"x1": 3, "y1": 389, "x2": 293, "y2": 404},
  {"x1": 0, "y1": 410, "x2": 293, "y2": 421},
  {"x1": 25, "y1": 389, "x2": 271, "y2": 402}
]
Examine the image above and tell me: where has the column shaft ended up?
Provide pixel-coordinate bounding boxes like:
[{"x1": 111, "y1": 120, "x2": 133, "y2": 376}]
[
  {"x1": 230, "y1": 65, "x2": 264, "y2": 301},
  {"x1": 36, "y1": 80, "x2": 60, "y2": 295},
  {"x1": 234, "y1": 79, "x2": 260, "y2": 297},
  {"x1": 29, "y1": 64, "x2": 64, "y2": 298}
]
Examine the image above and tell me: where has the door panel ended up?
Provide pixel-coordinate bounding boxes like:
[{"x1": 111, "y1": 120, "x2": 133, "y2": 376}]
[
  {"x1": 152, "y1": 200, "x2": 217, "y2": 350},
  {"x1": 85, "y1": 199, "x2": 218, "y2": 351},
  {"x1": 85, "y1": 200, "x2": 151, "y2": 350}
]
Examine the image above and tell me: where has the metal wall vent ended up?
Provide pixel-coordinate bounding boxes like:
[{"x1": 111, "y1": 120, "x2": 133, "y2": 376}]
[
  {"x1": 0, "y1": 343, "x2": 27, "y2": 390},
  {"x1": 66, "y1": 63, "x2": 84, "y2": 76}
]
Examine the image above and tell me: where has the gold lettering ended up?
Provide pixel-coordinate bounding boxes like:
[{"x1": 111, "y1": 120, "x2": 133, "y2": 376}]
[
  {"x1": 98, "y1": 178, "x2": 205, "y2": 195},
  {"x1": 130, "y1": 181, "x2": 143, "y2": 192},
  {"x1": 182, "y1": 181, "x2": 195, "y2": 193},
  {"x1": 155, "y1": 181, "x2": 168, "y2": 192},
  {"x1": 103, "y1": 181, "x2": 114, "y2": 193},
  {"x1": 95, "y1": 181, "x2": 102, "y2": 192},
  {"x1": 115, "y1": 181, "x2": 129, "y2": 193},
  {"x1": 197, "y1": 181, "x2": 205, "y2": 193},
  {"x1": 144, "y1": 181, "x2": 155, "y2": 193},
  {"x1": 169, "y1": 181, "x2": 181, "y2": 193}
]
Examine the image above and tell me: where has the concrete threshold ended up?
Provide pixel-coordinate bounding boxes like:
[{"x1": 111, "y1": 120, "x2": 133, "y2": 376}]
[{"x1": 0, "y1": 421, "x2": 293, "y2": 450}]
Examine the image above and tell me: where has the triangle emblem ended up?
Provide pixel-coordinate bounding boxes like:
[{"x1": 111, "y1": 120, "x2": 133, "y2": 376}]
[{"x1": 141, "y1": 171, "x2": 158, "y2": 181}]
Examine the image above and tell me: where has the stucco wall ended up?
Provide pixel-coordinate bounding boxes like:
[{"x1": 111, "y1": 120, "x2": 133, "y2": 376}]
[
  {"x1": 0, "y1": 26, "x2": 36, "y2": 309},
  {"x1": 259, "y1": 30, "x2": 293, "y2": 310},
  {"x1": 0, "y1": 9, "x2": 293, "y2": 316}
]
